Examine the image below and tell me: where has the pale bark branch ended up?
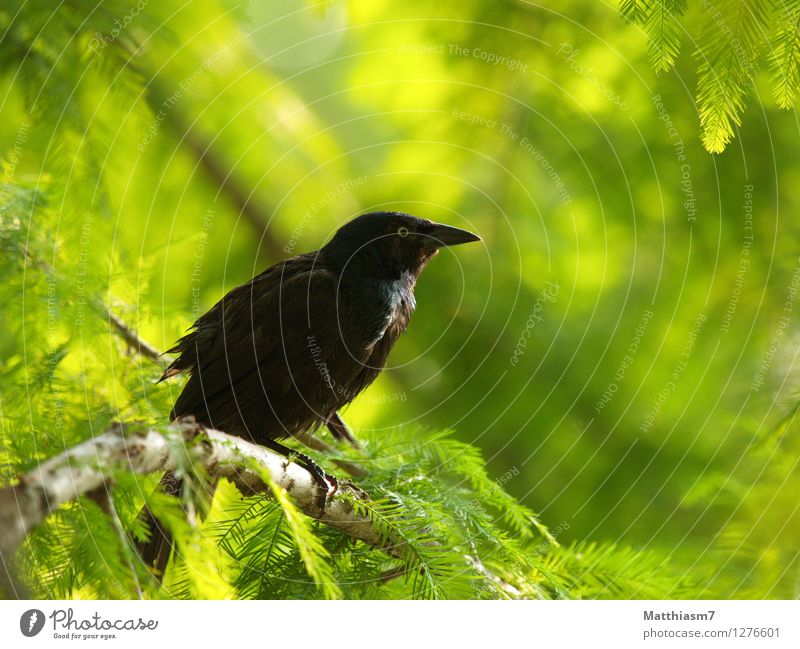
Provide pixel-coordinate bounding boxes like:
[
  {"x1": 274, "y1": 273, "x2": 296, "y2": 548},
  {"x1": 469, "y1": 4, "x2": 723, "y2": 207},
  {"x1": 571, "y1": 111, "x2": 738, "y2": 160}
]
[
  {"x1": 102, "y1": 310, "x2": 365, "y2": 478},
  {"x1": 0, "y1": 421, "x2": 396, "y2": 561}
]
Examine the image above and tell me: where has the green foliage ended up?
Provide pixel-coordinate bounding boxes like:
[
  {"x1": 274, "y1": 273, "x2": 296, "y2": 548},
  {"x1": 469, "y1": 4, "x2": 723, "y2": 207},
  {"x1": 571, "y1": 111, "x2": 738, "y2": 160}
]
[
  {"x1": 246, "y1": 461, "x2": 342, "y2": 599},
  {"x1": 534, "y1": 542, "x2": 693, "y2": 599},
  {"x1": 694, "y1": 0, "x2": 770, "y2": 153},
  {"x1": 1, "y1": 0, "x2": 798, "y2": 600},
  {"x1": 619, "y1": 0, "x2": 800, "y2": 151},
  {"x1": 770, "y1": 0, "x2": 800, "y2": 108},
  {"x1": 622, "y1": 0, "x2": 688, "y2": 73},
  {"x1": 11, "y1": 421, "x2": 694, "y2": 599},
  {"x1": 684, "y1": 400, "x2": 800, "y2": 598},
  {"x1": 0, "y1": 181, "x2": 693, "y2": 600}
]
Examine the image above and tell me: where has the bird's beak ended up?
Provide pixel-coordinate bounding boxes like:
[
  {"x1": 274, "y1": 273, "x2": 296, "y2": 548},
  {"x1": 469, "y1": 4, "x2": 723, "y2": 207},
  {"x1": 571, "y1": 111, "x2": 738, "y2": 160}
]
[{"x1": 427, "y1": 222, "x2": 481, "y2": 248}]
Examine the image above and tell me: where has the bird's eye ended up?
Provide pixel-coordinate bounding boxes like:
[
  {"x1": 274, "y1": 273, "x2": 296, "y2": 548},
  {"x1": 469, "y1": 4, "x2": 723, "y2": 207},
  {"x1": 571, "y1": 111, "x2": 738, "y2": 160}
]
[{"x1": 397, "y1": 226, "x2": 409, "y2": 237}]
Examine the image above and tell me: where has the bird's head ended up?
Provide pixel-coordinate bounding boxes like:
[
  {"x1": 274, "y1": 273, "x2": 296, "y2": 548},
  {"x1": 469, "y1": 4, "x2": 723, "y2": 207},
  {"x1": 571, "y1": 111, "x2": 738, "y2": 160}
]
[{"x1": 321, "y1": 211, "x2": 480, "y2": 280}]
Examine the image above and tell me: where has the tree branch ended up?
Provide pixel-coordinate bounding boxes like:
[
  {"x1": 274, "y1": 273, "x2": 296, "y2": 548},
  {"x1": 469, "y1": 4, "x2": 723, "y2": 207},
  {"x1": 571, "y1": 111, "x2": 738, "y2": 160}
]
[
  {"x1": 291, "y1": 429, "x2": 367, "y2": 478},
  {"x1": 145, "y1": 76, "x2": 285, "y2": 262},
  {"x1": 0, "y1": 421, "x2": 398, "y2": 561},
  {"x1": 102, "y1": 308, "x2": 365, "y2": 478},
  {"x1": 105, "y1": 308, "x2": 164, "y2": 364}
]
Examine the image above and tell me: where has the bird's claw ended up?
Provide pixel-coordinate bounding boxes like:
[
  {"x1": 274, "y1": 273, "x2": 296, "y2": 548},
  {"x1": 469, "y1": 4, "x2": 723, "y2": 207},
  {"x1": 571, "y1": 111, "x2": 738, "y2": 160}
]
[
  {"x1": 315, "y1": 472, "x2": 339, "y2": 511},
  {"x1": 340, "y1": 479, "x2": 369, "y2": 501},
  {"x1": 288, "y1": 449, "x2": 338, "y2": 511}
]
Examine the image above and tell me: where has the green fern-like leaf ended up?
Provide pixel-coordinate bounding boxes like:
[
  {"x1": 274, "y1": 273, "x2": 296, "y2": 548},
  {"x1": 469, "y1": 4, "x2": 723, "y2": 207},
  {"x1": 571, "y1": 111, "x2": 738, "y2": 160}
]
[
  {"x1": 770, "y1": 0, "x2": 800, "y2": 108},
  {"x1": 350, "y1": 495, "x2": 479, "y2": 599},
  {"x1": 645, "y1": 0, "x2": 688, "y2": 72},
  {"x1": 250, "y1": 459, "x2": 342, "y2": 599},
  {"x1": 618, "y1": 1, "x2": 688, "y2": 72},
  {"x1": 535, "y1": 542, "x2": 694, "y2": 599},
  {"x1": 620, "y1": 0, "x2": 650, "y2": 23},
  {"x1": 694, "y1": 0, "x2": 772, "y2": 152}
]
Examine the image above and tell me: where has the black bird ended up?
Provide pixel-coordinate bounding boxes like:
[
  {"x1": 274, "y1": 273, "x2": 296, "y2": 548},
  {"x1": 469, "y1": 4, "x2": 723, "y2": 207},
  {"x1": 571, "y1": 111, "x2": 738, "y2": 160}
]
[{"x1": 137, "y1": 211, "x2": 480, "y2": 573}]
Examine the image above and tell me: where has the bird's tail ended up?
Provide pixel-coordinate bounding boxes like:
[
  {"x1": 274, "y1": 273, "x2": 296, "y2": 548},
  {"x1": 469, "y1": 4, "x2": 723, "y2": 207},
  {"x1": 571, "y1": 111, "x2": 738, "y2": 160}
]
[
  {"x1": 135, "y1": 470, "x2": 219, "y2": 581},
  {"x1": 134, "y1": 470, "x2": 182, "y2": 579}
]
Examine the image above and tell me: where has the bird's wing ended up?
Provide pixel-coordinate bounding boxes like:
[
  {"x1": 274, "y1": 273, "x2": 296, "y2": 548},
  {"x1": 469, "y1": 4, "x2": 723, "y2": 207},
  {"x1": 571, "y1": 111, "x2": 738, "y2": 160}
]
[
  {"x1": 161, "y1": 254, "x2": 314, "y2": 377},
  {"x1": 167, "y1": 254, "x2": 345, "y2": 430}
]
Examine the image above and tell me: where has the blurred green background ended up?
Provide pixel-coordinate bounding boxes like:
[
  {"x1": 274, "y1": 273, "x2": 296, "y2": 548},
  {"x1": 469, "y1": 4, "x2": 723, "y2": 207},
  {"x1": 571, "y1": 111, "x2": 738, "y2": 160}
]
[{"x1": 1, "y1": 0, "x2": 799, "y2": 597}]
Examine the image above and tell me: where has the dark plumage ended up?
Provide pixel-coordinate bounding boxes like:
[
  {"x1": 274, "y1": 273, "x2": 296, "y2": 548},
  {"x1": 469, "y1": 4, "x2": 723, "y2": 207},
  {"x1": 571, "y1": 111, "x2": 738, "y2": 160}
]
[
  {"x1": 164, "y1": 210, "x2": 479, "y2": 444},
  {"x1": 137, "y1": 211, "x2": 480, "y2": 573}
]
